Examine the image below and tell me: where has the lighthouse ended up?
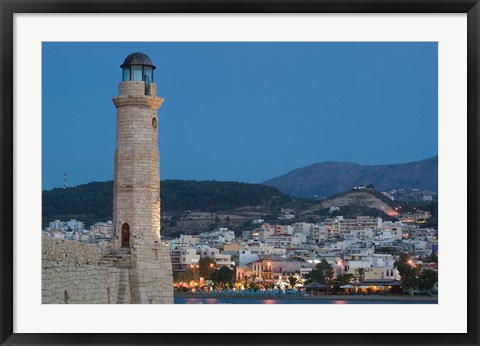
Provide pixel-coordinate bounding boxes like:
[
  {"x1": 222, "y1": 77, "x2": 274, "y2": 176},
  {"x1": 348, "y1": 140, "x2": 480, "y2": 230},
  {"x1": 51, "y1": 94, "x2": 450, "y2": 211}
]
[
  {"x1": 112, "y1": 52, "x2": 164, "y2": 252},
  {"x1": 111, "y1": 52, "x2": 173, "y2": 304}
]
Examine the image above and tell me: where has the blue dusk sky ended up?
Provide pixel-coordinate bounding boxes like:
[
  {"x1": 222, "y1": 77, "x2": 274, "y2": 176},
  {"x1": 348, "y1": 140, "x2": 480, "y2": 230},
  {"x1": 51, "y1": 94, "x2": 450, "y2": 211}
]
[{"x1": 42, "y1": 42, "x2": 438, "y2": 190}]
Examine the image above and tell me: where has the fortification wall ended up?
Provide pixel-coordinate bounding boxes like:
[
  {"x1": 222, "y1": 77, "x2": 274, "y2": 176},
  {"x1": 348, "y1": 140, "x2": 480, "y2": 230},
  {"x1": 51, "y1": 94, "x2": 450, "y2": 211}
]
[
  {"x1": 42, "y1": 260, "x2": 130, "y2": 304},
  {"x1": 42, "y1": 236, "x2": 105, "y2": 264},
  {"x1": 42, "y1": 236, "x2": 173, "y2": 304},
  {"x1": 129, "y1": 243, "x2": 174, "y2": 304}
]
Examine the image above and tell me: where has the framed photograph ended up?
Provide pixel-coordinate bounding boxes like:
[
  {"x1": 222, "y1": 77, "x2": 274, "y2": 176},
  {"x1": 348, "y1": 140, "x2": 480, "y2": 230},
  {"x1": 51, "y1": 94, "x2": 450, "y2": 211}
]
[{"x1": 1, "y1": 0, "x2": 479, "y2": 345}]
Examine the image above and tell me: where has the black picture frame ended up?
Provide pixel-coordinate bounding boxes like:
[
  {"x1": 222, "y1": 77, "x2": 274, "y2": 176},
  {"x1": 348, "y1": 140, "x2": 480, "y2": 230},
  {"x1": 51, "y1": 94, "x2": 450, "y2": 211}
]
[{"x1": 1, "y1": 1, "x2": 479, "y2": 345}]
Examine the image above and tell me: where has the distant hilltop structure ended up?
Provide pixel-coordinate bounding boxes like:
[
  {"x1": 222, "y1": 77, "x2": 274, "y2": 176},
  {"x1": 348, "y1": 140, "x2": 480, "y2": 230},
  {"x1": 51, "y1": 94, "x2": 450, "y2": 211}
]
[{"x1": 42, "y1": 52, "x2": 174, "y2": 304}]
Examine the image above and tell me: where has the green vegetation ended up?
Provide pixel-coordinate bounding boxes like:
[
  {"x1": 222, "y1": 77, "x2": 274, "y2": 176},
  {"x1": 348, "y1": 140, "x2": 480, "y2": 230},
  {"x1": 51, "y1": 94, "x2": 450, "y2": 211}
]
[
  {"x1": 288, "y1": 275, "x2": 298, "y2": 288},
  {"x1": 42, "y1": 181, "x2": 113, "y2": 228},
  {"x1": 334, "y1": 273, "x2": 356, "y2": 285},
  {"x1": 394, "y1": 253, "x2": 438, "y2": 293},
  {"x1": 210, "y1": 266, "x2": 235, "y2": 289},
  {"x1": 172, "y1": 257, "x2": 217, "y2": 284},
  {"x1": 305, "y1": 259, "x2": 334, "y2": 285},
  {"x1": 174, "y1": 270, "x2": 194, "y2": 284},
  {"x1": 162, "y1": 180, "x2": 291, "y2": 212},
  {"x1": 42, "y1": 179, "x2": 292, "y2": 227},
  {"x1": 419, "y1": 269, "x2": 438, "y2": 291},
  {"x1": 198, "y1": 257, "x2": 216, "y2": 280},
  {"x1": 354, "y1": 268, "x2": 366, "y2": 283},
  {"x1": 425, "y1": 253, "x2": 438, "y2": 263},
  {"x1": 43, "y1": 179, "x2": 434, "y2": 240},
  {"x1": 394, "y1": 253, "x2": 420, "y2": 291}
]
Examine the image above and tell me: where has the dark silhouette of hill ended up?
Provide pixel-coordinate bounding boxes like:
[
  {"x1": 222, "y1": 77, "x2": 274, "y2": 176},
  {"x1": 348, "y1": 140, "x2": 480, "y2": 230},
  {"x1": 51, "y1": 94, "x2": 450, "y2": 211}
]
[
  {"x1": 42, "y1": 180, "x2": 292, "y2": 227},
  {"x1": 263, "y1": 156, "x2": 437, "y2": 198}
]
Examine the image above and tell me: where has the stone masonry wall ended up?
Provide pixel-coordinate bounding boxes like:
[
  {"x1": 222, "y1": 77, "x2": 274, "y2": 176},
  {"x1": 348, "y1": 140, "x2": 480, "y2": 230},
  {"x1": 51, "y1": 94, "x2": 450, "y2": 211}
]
[
  {"x1": 42, "y1": 236, "x2": 104, "y2": 264},
  {"x1": 42, "y1": 236, "x2": 173, "y2": 304},
  {"x1": 42, "y1": 260, "x2": 130, "y2": 304},
  {"x1": 129, "y1": 243, "x2": 174, "y2": 304},
  {"x1": 112, "y1": 81, "x2": 164, "y2": 251},
  {"x1": 42, "y1": 237, "x2": 130, "y2": 304}
]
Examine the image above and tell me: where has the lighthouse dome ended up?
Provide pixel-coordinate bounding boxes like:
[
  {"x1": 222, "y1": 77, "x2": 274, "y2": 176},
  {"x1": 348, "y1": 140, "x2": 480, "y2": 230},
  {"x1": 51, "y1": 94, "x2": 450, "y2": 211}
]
[
  {"x1": 121, "y1": 52, "x2": 155, "y2": 84},
  {"x1": 120, "y1": 52, "x2": 156, "y2": 69}
]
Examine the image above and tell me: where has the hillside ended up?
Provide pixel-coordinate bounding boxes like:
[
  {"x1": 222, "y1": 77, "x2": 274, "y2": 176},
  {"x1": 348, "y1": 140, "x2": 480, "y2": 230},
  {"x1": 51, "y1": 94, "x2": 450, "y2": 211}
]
[
  {"x1": 42, "y1": 180, "x2": 292, "y2": 228},
  {"x1": 263, "y1": 156, "x2": 438, "y2": 198},
  {"x1": 297, "y1": 188, "x2": 400, "y2": 220},
  {"x1": 319, "y1": 188, "x2": 399, "y2": 216}
]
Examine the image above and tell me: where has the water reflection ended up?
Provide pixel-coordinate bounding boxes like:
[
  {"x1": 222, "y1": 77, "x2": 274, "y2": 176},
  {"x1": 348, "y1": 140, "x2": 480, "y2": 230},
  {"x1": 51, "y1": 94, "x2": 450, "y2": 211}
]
[
  {"x1": 263, "y1": 299, "x2": 277, "y2": 304},
  {"x1": 176, "y1": 297, "x2": 436, "y2": 305},
  {"x1": 333, "y1": 300, "x2": 347, "y2": 304}
]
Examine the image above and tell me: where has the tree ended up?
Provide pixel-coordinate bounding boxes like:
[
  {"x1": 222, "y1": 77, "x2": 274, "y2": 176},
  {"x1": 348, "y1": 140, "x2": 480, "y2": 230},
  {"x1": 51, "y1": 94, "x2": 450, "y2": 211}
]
[
  {"x1": 394, "y1": 253, "x2": 421, "y2": 292},
  {"x1": 355, "y1": 268, "x2": 366, "y2": 283},
  {"x1": 425, "y1": 253, "x2": 438, "y2": 263},
  {"x1": 176, "y1": 270, "x2": 194, "y2": 283},
  {"x1": 288, "y1": 276, "x2": 298, "y2": 289},
  {"x1": 247, "y1": 274, "x2": 258, "y2": 290},
  {"x1": 211, "y1": 266, "x2": 235, "y2": 289},
  {"x1": 306, "y1": 259, "x2": 334, "y2": 285},
  {"x1": 334, "y1": 273, "x2": 356, "y2": 285},
  {"x1": 366, "y1": 183, "x2": 375, "y2": 189},
  {"x1": 240, "y1": 275, "x2": 249, "y2": 289},
  {"x1": 419, "y1": 269, "x2": 438, "y2": 291},
  {"x1": 198, "y1": 257, "x2": 216, "y2": 280},
  {"x1": 42, "y1": 179, "x2": 294, "y2": 228}
]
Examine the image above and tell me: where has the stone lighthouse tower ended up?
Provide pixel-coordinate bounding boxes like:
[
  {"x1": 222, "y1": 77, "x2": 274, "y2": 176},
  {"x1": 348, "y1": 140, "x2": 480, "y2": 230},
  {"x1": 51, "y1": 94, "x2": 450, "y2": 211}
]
[
  {"x1": 111, "y1": 52, "x2": 173, "y2": 304},
  {"x1": 113, "y1": 52, "x2": 162, "y2": 251}
]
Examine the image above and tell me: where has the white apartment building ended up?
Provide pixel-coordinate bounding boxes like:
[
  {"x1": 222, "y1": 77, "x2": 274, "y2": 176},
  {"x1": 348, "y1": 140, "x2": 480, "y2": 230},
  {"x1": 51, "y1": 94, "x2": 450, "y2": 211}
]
[
  {"x1": 197, "y1": 245, "x2": 235, "y2": 268},
  {"x1": 170, "y1": 247, "x2": 200, "y2": 273},
  {"x1": 67, "y1": 219, "x2": 85, "y2": 233},
  {"x1": 263, "y1": 234, "x2": 302, "y2": 248},
  {"x1": 311, "y1": 225, "x2": 329, "y2": 243},
  {"x1": 90, "y1": 221, "x2": 113, "y2": 241},
  {"x1": 238, "y1": 249, "x2": 259, "y2": 266},
  {"x1": 323, "y1": 216, "x2": 383, "y2": 233},
  {"x1": 199, "y1": 228, "x2": 236, "y2": 244},
  {"x1": 169, "y1": 234, "x2": 199, "y2": 250}
]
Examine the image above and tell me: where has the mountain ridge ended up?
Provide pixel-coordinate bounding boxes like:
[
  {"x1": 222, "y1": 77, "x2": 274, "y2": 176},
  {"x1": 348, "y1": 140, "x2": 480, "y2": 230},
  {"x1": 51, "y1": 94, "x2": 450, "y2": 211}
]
[{"x1": 263, "y1": 156, "x2": 438, "y2": 199}]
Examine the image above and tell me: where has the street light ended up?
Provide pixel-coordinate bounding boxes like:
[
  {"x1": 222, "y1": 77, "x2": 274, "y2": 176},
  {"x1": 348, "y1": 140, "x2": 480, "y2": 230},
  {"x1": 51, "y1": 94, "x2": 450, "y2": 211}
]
[{"x1": 190, "y1": 263, "x2": 199, "y2": 282}]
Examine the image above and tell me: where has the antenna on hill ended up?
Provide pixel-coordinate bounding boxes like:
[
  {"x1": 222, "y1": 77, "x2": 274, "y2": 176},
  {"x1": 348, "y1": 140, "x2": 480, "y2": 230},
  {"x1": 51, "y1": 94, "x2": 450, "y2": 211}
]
[{"x1": 64, "y1": 172, "x2": 68, "y2": 189}]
